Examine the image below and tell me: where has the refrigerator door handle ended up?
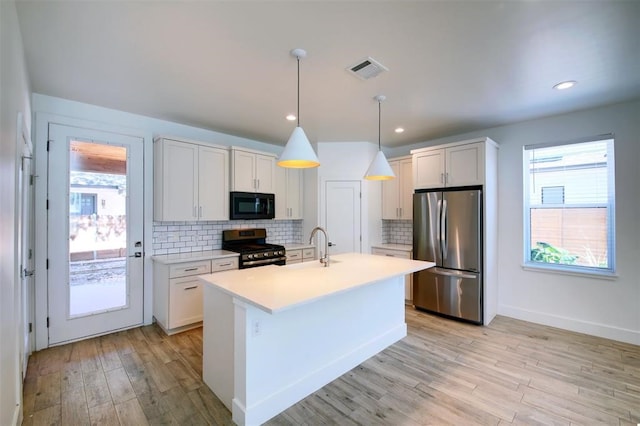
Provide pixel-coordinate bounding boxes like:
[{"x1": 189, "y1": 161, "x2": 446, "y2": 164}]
[
  {"x1": 431, "y1": 267, "x2": 477, "y2": 280},
  {"x1": 441, "y1": 199, "x2": 448, "y2": 259}
]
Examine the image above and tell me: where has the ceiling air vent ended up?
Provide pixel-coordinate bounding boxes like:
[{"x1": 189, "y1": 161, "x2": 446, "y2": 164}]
[{"x1": 347, "y1": 57, "x2": 388, "y2": 80}]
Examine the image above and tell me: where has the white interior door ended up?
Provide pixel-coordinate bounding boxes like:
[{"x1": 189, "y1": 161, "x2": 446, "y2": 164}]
[
  {"x1": 324, "y1": 180, "x2": 361, "y2": 255},
  {"x1": 47, "y1": 123, "x2": 144, "y2": 345}
]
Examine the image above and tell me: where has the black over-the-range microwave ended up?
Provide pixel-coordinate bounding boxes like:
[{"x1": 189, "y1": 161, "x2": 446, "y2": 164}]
[{"x1": 229, "y1": 191, "x2": 275, "y2": 220}]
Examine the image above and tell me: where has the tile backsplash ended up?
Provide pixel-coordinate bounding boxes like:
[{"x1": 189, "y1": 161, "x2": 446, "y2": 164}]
[
  {"x1": 152, "y1": 220, "x2": 304, "y2": 255},
  {"x1": 154, "y1": 219, "x2": 412, "y2": 255},
  {"x1": 382, "y1": 219, "x2": 413, "y2": 246}
]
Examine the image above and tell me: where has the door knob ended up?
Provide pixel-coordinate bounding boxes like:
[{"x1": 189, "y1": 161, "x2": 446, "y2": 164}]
[
  {"x1": 328, "y1": 242, "x2": 336, "y2": 247},
  {"x1": 129, "y1": 252, "x2": 142, "y2": 258}
]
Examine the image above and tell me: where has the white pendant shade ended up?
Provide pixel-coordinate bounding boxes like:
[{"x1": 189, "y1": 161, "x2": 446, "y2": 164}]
[
  {"x1": 277, "y1": 126, "x2": 320, "y2": 168},
  {"x1": 364, "y1": 150, "x2": 395, "y2": 180},
  {"x1": 364, "y1": 94, "x2": 395, "y2": 180}
]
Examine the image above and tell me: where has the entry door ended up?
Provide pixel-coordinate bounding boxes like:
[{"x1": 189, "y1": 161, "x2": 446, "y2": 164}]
[
  {"x1": 325, "y1": 181, "x2": 361, "y2": 255},
  {"x1": 47, "y1": 124, "x2": 144, "y2": 345}
]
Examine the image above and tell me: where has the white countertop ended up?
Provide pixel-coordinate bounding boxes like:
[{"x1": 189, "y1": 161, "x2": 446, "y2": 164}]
[
  {"x1": 151, "y1": 249, "x2": 239, "y2": 265},
  {"x1": 199, "y1": 252, "x2": 433, "y2": 314},
  {"x1": 371, "y1": 243, "x2": 412, "y2": 252},
  {"x1": 284, "y1": 243, "x2": 315, "y2": 250}
]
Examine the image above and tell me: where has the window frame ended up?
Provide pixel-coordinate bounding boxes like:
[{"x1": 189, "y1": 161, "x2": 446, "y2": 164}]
[{"x1": 522, "y1": 134, "x2": 616, "y2": 277}]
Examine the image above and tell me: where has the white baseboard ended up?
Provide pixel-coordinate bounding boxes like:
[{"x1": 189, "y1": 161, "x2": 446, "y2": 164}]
[
  {"x1": 498, "y1": 304, "x2": 640, "y2": 345},
  {"x1": 12, "y1": 403, "x2": 22, "y2": 426}
]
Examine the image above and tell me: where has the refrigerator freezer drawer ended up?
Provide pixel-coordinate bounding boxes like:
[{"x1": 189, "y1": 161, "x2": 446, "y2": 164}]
[{"x1": 413, "y1": 268, "x2": 482, "y2": 324}]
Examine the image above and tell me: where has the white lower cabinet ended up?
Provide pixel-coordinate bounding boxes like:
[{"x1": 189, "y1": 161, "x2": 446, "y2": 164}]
[
  {"x1": 169, "y1": 275, "x2": 205, "y2": 329},
  {"x1": 153, "y1": 256, "x2": 238, "y2": 334},
  {"x1": 286, "y1": 247, "x2": 316, "y2": 264},
  {"x1": 371, "y1": 247, "x2": 413, "y2": 303}
]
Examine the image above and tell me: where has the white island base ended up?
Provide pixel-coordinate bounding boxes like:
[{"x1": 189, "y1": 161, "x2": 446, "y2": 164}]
[{"x1": 200, "y1": 253, "x2": 433, "y2": 425}]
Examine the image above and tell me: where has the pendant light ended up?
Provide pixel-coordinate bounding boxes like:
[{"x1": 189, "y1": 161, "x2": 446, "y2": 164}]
[
  {"x1": 364, "y1": 95, "x2": 395, "y2": 180},
  {"x1": 277, "y1": 48, "x2": 320, "y2": 169}
]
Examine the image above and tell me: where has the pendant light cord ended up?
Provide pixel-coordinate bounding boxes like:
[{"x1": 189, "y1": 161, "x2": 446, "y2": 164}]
[
  {"x1": 297, "y1": 56, "x2": 301, "y2": 127},
  {"x1": 378, "y1": 99, "x2": 381, "y2": 150}
]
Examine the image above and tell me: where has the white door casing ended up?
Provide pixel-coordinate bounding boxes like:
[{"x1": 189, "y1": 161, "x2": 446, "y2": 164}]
[
  {"x1": 19, "y1": 145, "x2": 34, "y2": 376},
  {"x1": 17, "y1": 112, "x2": 35, "y2": 413},
  {"x1": 324, "y1": 180, "x2": 361, "y2": 255},
  {"x1": 47, "y1": 123, "x2": 144, "y2": 345}
]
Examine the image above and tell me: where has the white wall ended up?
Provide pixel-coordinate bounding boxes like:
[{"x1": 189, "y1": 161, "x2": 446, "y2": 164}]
[
  {"x1": 317, "y1": 142, "x2": 381, "y2": 253},
  {"x1": 389, "y1": 100, "x2": 640, "y2": 345},
  {"x1": 0, "y1": 1, "x2": 32, "y2": 424}
]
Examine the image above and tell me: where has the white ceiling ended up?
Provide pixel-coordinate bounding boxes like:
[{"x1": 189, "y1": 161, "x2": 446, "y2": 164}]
[{"x1": 15, "y1": 1, "x2": 640, "y2": 148}]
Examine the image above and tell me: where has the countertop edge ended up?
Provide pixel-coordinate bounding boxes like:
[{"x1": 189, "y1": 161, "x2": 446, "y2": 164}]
[
  {"x1": 284, "y1": 243, "x2": 316, "y2": 250},
  {"x1": 151, "y1": 250, "x2": 239, "y2": 265},
  {"x1": 371, "y1": 244, "x2": 412, "y2": 252}
]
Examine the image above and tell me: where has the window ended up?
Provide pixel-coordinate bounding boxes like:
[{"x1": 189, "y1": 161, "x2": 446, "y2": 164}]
[
  {"x1": 541, "y1": 186, "x2": 564, "y2": 204},
  {"x1": 523, "y1": 136, "x2": 615, "y2": 275},
  {"x1": 70, "y1": 192, "x2": 97, "y2": 215}
]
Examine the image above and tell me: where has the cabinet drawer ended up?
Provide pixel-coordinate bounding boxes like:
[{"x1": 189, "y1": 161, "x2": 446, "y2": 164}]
[
  {"x1": 169, "y1": 276, "x2": 203, "y2": 329},
  {"x1": 302, "y1": 248, "x2": 315, "y2": 260},
  {"x1": 372, "y1": 248, "x2": 411, "y2": 259},
  {"x1": 169, "y1": 260, "x2": 211, "y2": 278},
  {"x1": 286, "y1": 249, "x2": 302, "y2": 264},
  {"x1": 212, "y1": 257, "x2": 239, "y2": 272}
]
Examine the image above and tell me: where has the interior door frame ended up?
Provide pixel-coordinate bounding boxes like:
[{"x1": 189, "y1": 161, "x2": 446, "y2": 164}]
[{"x1": 33, "y1": 113, "x2": 153, "y2": 350}]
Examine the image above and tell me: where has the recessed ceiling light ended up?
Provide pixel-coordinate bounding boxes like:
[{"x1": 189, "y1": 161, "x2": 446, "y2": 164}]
[
  {"x1": 553, "y1": 80, "x2": 577, "y2": 90},
  {"x1": 395, "y1": 127, "x2": 404, "y2": 133},
  {"x1": 286, "y1": 114, "x2": 296, "y2": 121}
]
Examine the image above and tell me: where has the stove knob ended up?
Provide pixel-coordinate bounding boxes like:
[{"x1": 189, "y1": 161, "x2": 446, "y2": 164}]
[{"x1": 248, "y1": 254, "x2": 254, "y2": 259}]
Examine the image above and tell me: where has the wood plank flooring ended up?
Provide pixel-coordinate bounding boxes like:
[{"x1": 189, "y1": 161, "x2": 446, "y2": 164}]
[{"x1": 23, "y1": 309, "x2": 640, "y2": 425}]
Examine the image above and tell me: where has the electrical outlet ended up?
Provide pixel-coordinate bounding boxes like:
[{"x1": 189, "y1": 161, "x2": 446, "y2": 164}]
[{"x1": 252, "y1": 320, "x2": 261, "y2": 336}]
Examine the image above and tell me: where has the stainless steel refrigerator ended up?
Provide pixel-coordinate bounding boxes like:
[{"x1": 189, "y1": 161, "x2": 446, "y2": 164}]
[{"x1": 413, "y1": 188, "x2": 483, "y2": 324}]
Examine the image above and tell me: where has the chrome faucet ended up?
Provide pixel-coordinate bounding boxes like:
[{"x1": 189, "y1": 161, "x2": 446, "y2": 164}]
[{"x1": 309, "y1": 226, "x2": 330, "y2": 267}]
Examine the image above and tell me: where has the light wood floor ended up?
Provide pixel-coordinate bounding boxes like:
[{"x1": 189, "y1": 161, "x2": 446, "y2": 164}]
[{"x1": 23, "y1": 309, "x2": 640, "y2": 425}]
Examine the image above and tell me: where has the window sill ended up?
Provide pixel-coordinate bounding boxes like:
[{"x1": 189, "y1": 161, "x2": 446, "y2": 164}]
[{"x1": 521, "y1": 263, "x2": 618, "y2": 281}]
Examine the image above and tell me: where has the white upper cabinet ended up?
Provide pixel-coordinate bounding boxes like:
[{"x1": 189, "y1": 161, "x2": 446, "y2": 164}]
[
  {"x1": 382, "y1": 156, "x2": 413, "y2": 220},
  {"x1": 198, "y1": 146, "x2": 230, "y2": 220},
  {"x1": 230, "y1": 147, "x2": 276, "y2": 193},
  {"x1": 412, "y1": 140, "x2": 485, "y2": 189},
  {"x1": 154, "y1": 137, "x2": 229, "y2": 221},
  {"x1": 275, "y1": 167, "x2": 303, "y2": 219}
]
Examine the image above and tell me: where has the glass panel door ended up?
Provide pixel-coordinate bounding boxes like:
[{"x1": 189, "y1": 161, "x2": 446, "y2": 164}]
[{"x1": 48, "y1": 124, "x2": 144, "y2": 345}]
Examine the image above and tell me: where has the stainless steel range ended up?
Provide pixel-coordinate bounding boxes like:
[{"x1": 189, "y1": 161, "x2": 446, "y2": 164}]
[{"x1": 222, "y1": 228, "x2": 286, "y2": 269}]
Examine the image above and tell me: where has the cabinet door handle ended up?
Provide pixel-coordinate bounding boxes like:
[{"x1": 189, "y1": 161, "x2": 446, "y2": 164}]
[
  {"x1": 218, "y1": 262, "x2": 232, "y2": 267},
  {"x1": 440, "y1": 173, "x2": 444, "y2": 184},
  {"x1": 184, "y1": 286, "x2": 198, "y2": 290},
  {"x1": 445, "y1": 172, "x2": 449, "y2": 184},
  {"x1": 385, "y1": 254, "x2": 395, "y2": 257},
  {"x1": 193, "y1": 206, "x2": 197, "y2": 218},
  {"x1": 199, "y1": 206, "x2": 202, "y2": 218},
  {"x1": 184, "y1": 267, "x2": 199, "y2": 272}
]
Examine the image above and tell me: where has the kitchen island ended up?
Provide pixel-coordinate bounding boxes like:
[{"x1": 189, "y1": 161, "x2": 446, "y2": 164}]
[{"x1": 199, "y1": 252, "x2": 434, "y2": 425}]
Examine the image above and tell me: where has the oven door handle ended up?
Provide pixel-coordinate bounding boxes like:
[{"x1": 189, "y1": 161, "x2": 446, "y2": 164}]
[{"x1": 242, "y1": 256, "x2": 287, "y2": 267}]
